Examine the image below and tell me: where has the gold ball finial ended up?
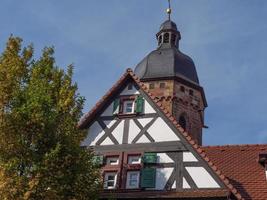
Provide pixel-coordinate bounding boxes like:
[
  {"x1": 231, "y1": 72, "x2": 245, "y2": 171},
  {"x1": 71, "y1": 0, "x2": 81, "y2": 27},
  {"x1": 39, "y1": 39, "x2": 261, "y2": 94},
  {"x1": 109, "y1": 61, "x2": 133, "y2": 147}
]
[{"x1": 166, "y1": 8, "x2": 172, "y2": 14}]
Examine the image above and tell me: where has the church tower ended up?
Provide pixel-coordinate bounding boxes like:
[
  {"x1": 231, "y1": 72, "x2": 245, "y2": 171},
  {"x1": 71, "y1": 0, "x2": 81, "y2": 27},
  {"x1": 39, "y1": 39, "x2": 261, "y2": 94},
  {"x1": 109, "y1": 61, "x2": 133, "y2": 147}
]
[{"x1": 134, "y1": 6, "x2": 207, "y2": 145}]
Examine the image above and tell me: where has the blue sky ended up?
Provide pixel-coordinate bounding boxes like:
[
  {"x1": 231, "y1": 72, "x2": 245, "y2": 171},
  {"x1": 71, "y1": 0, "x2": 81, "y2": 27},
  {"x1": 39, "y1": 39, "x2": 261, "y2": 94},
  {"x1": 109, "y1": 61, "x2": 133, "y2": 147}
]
[{"x1": 1, "y1": 0, "x2": 267, "y2": 145}]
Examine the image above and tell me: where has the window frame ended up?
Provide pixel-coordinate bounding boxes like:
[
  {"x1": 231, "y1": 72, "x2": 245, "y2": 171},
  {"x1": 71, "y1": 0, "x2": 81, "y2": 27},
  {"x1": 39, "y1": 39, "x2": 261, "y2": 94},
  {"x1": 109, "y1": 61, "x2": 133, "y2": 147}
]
[
  {"x1": 149, "y1": 83, "x2": 155, "y2": 89},
  {"x1": 106, "y1": 156, "x2": 119, "y2": 166},
  {"x1": 104, "y1": 172, "x2": 117, "y2": 189},
  {"x1": 126, "y1": 171, "x2": 140, "y2": 189},
  {"x1": 128, "y1": 155, "x2": 141, "y2": 165},
  {"x1": 123, "y1": 100, "x2": 134, "y2": 114}
]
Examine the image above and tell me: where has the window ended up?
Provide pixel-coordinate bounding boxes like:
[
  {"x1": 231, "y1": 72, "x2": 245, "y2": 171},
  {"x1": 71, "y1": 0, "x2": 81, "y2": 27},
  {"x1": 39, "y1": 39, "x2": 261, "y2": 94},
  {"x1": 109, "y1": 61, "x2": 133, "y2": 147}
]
[
  {"x1": 179, "y1": 115, "x2": 187, "y2": 130},
  {"x1": 180, "y1": 86, "x2": 185, "y2": 92},
  {"x1": 189, "y1": 89, "x2": 194, "y2": 96},
  {"x1": 123, "y1": 100, "x2": 134, "y2": 114},
  {"x1": 106, "y1": 157, "x2": 119, "y2": 165},
  {"x1": 104, "y1": 172, "x2": 117, "y2": 189},
  {"x1": 159, "y1": 82, "x2": 165, "y2": 88},
  {"x1": 127, "y1": 84, "x2": 133, "y2": 90},
  {"x1": 149, "y1": 83, "x2": 154, "y2": 89},
  {"x1": 171, "y1": 33, "x2": 176, "y2": 44},
  {"x1": 126, "y1": 171, "x2": 140, "y2": 189},
  {"x1": 113, "y1": 96, "x2": 144, "y2": 115},
  {"x1": 158, "y1": 35, "x2": 162, "y2": 45},
  {"x1": 163, "y1": 33, "x2": 169, "y2": 43},
  {"x1": 128, "y1": 155, "x2": 141, "y2": 164}
]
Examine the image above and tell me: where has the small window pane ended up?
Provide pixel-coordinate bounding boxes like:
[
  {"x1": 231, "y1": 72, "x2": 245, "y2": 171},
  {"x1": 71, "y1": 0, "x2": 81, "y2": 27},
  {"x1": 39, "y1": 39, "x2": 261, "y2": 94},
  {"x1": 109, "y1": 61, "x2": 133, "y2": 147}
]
[
  {"x1": 123, "y1": 100, "x2": 134, "y2": 114},
  {"x1": 171, "y1": 34, "x2": 176, "y2": 44},
  {"x1": 163, "y1": 33, "x2": 170, "y2": 43},
  {"x1": 126, "y1": 171, "x2": 140, "y2": 189},
  {"x1": 149, "y1": 83, "x2": 154, "y2": 89},
  {"x1": 128, "y1": 155, "x2": 141, "y2": 164},
  {"x1": 104, "y1": 172, "x2": 117, "y2": 189},
  {"x1": 106, "y1": 157, "x2": 119, "y2": 165},
  {"x1": 158, "y1": 35, "x2": 162, "y2": 45},
  {"x1": 108, "y1": 175, "x2": 115, "y2": 181}
]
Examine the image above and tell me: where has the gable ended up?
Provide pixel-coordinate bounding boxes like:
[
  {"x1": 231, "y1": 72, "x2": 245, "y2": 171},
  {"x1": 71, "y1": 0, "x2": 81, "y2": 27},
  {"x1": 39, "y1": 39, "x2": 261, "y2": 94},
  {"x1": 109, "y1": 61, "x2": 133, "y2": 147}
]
[
  {"x1": 79, "y1": 71, "x2": 231, "y2": 194},
  {"x1": 81, "y1": 82, "x2": 180, "y2": 146}
]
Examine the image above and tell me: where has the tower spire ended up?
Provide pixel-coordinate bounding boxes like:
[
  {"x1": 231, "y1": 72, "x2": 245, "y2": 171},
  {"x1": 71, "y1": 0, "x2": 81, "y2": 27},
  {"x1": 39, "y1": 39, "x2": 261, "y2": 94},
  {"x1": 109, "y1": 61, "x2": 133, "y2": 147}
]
[{"x1": 166, "y1": 0, "x2": 172, "y2": 20}]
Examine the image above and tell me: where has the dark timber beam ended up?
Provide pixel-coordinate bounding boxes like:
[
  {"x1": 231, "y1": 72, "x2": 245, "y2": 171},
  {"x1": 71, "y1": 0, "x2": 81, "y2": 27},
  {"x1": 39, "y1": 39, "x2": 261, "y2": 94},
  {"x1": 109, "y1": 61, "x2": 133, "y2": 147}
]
[{"x1": 91, "y1": 141, "x2": 187, "y2": 153}]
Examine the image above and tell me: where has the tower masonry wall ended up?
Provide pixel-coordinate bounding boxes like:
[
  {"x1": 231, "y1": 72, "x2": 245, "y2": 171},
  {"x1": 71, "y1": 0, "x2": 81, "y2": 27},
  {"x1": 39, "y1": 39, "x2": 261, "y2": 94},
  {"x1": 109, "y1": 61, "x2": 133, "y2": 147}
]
[
  {"x1": 173, "y1": 81, "x2": 204, "y2": 145},
  {"x1": 142, "y1": 79, "x2": 205, "y2": 145},
  {"x1": 143, "y1": 80, "x2": 174, "y2": 113}
]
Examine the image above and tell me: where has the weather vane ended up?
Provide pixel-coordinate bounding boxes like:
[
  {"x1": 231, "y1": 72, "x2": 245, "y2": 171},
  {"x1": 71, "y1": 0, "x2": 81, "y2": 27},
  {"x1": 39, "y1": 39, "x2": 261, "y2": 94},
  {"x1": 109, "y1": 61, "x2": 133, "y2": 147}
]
[{"x1": 166, "y1": 0, "x2": 172, "y2": 20}]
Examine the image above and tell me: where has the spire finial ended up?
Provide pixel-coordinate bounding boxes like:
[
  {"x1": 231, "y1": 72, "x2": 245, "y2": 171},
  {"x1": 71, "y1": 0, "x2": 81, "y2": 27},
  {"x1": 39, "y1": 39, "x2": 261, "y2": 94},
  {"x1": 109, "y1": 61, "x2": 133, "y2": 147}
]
[{"x1": 166, "y1": 0, "x2": 172, "y2": 20}]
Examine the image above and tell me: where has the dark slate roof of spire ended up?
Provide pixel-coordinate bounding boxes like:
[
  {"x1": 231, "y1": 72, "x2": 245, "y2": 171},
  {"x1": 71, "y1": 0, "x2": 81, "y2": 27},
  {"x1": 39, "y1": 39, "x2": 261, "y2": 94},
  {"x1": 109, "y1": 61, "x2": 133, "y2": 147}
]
[
  {"x1": 134, "y1": 47, "x2": 199, "y2": 84},
  {"x1": 160, "y1": 20, "x2": 177, "y2": 31},
  {"x1": 134, "y1": 20, "x2": 200, "y2": 84}
]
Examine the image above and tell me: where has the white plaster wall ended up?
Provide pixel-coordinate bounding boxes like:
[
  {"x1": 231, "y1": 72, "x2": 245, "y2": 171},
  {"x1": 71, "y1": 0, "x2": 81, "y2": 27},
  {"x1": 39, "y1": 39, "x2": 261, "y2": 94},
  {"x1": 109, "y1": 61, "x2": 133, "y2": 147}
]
[
  {"x1": 128, "y1": 119, "x2": 140, "y2": 143},
  {"x1": 120, "y1": 84, "x2": 140, "y2": 96},
  {"x1": 101, "y1": 137, "x2": 113, "y2": 145},
  {"x1": 147, "y1": 117, "x2": 180, "y2": 142},
  {"x1": 155, "y1": 168, "x2": 174, "y2": 190},
  {"x1": 81, "y1": 121, "x2": 104, "y2": 146},
  {"x1": 144, "y1": 100, "x2": 156, "y2": 114},
  {"x1": 157, "y1": 153, "x2": 173, "y2": 163},
  {"x1": 104, "y1": 120, "x2": 116, "y2": 129},
  {"x1": 185, "y1": 167, "x2": 220, "y2": 188},
  {"x1": 112, "y1": 120, "x2": 124, "y2": 144},
  {"x1": 183, "y1": 152, "x2": 198, "y2": 162},
  {"x1": 183, "y1": 177, "x2": 191, "y2": 189},
  {"x1": 137, "y1": 118, "x2": 153, "y2": 127},
  {"x1": 136, "y1": 134, "x2": 151, "y2": 143}
]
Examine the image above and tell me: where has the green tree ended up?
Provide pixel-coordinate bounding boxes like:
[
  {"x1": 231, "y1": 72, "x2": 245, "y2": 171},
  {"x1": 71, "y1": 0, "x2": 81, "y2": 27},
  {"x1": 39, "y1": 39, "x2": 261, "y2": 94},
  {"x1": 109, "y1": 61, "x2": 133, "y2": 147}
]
[{"x1": 0, "y1": 36, "x2": 100, "y2": 200}]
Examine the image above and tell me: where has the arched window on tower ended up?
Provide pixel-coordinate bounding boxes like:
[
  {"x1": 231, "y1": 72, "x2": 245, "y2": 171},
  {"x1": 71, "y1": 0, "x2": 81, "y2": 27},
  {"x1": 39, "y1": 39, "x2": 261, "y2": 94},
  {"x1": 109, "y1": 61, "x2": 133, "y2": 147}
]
[
  {"x1": 163, "y1": 33, "x2": 169, "y2": 43},
  {"x1": 179, "y1": 115, "x2": 187, "y2": 131}
]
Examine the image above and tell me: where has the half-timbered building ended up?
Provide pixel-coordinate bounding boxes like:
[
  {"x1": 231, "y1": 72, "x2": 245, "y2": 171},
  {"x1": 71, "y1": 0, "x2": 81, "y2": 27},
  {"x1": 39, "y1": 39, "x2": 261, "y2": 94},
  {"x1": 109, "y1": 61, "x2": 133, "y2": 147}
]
[{"x1": 78, "y1": 5, "x2": 267, "y2": 200}]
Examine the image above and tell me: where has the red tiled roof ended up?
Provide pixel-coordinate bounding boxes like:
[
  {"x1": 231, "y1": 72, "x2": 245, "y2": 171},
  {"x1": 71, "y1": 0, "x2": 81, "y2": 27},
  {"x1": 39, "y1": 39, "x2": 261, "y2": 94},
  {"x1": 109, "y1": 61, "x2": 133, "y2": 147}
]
[
  {"x1": 203, "y1": 144, "x2": 267, "y2": 200},
  {"x1": 79, "y1": 69, "x2": 245, "y2": 200}
]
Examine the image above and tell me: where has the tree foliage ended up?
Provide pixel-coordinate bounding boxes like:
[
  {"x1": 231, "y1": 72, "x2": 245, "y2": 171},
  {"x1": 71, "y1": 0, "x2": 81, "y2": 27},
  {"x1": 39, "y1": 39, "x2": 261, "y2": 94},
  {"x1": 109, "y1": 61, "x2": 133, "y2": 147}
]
[{"x1": 0, "y1": 37, "x2": 100, "y2": 199}]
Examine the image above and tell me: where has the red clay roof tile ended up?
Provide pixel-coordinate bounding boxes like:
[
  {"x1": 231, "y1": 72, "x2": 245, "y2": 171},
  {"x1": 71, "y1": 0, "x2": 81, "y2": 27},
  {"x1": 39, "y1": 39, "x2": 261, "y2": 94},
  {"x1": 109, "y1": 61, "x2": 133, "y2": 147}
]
[{"x1": 203, "y1": 144, "x2": 267, "y2": 200}]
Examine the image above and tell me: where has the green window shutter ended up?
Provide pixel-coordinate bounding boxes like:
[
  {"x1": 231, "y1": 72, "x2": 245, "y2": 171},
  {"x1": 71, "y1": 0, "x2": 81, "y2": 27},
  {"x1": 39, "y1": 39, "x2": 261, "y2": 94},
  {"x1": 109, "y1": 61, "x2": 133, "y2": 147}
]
[
  {"x1": 135, "y1": 96, "x2": 144, "y2": 113},
  {"x1": 141, "y1": 168, "x2": 156, "y2": 188},
  {"x1": 142, "y1": 153, "x2": 157, "y2": 164},
  {"x1": 92, "y1": 155, "x2": 104, "y2": 166},
  {"x1": 113, "y1": 98, "x2": 120, "y2": 114}
]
